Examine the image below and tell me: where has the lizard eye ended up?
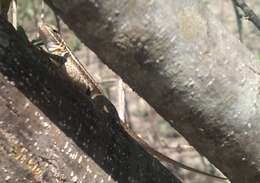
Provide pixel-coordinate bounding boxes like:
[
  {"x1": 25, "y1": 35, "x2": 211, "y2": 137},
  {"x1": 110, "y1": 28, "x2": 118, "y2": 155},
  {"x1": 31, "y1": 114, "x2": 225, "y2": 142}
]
[
  {"x1": 48, "y1": 24, "x2": 59, "y2": 33},
  {"x1": 52, "y1": 28, "x2": 59, "y2": 33}
]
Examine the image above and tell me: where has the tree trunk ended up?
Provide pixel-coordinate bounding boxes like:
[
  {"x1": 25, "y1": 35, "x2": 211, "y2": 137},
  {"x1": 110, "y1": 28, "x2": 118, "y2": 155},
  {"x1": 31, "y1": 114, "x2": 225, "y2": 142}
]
[
  {"x1": 44, "y1": 0, "x2": 260, "y2": 182},
  {"x1": 0, "y1": 16, "x2": 181, "y2": 183}
]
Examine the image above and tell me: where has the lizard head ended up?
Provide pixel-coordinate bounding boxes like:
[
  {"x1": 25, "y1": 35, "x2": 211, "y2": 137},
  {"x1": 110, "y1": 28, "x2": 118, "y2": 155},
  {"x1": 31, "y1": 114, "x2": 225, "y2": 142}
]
[{"x1": 38, "y1": 22, "x2": 64, "y2": 52}]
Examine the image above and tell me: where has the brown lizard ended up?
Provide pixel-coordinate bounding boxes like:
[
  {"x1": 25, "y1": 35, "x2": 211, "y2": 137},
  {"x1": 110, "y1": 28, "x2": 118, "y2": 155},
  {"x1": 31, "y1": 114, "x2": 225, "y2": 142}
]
[{"x1": 38, "y1": 23, "x2": 227, "y2": 181}]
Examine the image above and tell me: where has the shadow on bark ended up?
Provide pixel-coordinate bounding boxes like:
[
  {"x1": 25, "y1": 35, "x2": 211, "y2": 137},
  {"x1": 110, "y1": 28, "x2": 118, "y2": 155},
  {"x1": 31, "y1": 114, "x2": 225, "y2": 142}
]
[{"x1": 0, "y1": 16, "x2": 181, "y2": 183}]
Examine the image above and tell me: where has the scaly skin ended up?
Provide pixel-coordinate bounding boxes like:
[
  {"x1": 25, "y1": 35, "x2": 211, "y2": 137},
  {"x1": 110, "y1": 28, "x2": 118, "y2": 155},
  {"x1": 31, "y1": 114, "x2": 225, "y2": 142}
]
[{"x1": 38, "y1": 23, "x2": 227, "y2": 181}]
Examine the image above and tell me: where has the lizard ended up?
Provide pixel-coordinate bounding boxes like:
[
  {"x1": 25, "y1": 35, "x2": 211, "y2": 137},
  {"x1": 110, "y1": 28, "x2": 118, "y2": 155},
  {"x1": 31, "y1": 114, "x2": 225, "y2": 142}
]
[{"x1": 38, "y1": 23, "x2": 228, "y2": 181}]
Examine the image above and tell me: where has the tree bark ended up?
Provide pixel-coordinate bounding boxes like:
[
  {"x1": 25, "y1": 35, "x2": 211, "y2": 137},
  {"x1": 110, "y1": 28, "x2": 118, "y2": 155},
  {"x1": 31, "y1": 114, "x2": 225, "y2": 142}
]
[
  {"x1": 0, "y1": 16, "x2": 181, "y2": 183},
  {"x1": 44, "y1": 0, "x2": 260, "y2": 182}
]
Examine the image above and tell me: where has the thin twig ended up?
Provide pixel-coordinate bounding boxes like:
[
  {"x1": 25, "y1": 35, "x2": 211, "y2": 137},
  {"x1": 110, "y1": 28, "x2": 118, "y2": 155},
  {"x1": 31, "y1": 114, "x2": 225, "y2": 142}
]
[
  {"x1": 55, "y1": 14, "x2": 61, "y2": 33},
  {"x1": 40, "y1": 0, "x2": 45, "y2": 24},
  {"x1": 232, "y1": 0, "x2": 260, "y2": 31},
  {"x1": 117, "y1": 78, "x2": 126, "y2": 122},
  {"x1": 11, "y1": 0, "x2": 17, "y2": 29}
]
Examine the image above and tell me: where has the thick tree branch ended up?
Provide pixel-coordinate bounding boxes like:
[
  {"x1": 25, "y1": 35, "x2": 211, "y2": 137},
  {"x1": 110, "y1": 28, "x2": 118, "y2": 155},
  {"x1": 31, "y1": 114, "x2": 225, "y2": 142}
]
[
  {"x1": 44, "y1": 0, "x2": 260, "y2": 182},
  {"x1": 0, "y1": 16, "x2": 181, "y2": 183},
  {"x1": 233, "y1": 0, "x2": 260, "y2": 31}
]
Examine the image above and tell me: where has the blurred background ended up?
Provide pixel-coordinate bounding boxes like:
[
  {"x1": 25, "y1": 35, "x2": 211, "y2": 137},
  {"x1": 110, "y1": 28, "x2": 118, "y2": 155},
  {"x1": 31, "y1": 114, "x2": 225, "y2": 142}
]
[{"x1": 7, "y1": 0, "x2": 260, "y2": 182}]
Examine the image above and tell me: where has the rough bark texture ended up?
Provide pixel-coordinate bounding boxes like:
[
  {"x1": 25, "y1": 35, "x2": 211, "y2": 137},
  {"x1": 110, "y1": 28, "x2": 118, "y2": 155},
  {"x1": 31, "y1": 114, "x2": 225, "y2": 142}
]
[
  {"x1": 44, "y1": 0, "x2": 260, "y2": 182},
  {"x1": 0, "y1": 16, "x2": 181, "y2": 183}
]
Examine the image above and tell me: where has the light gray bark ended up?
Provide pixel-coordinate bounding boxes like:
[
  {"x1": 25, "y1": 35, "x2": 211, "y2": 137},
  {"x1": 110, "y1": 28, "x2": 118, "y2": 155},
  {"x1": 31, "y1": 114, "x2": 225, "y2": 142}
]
[
  {"x1": 44, "y1": 0, "x2": 260, "y2": 182},
  {"x1": 0, "y1": 16, "x2": 181, "y2": 183}
]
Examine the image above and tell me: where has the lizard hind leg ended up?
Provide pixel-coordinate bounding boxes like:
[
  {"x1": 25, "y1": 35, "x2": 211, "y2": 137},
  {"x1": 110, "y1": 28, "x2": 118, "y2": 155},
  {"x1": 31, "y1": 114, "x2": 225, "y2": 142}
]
[{"x1": 45, "y1": 52, "x2": 67, "y2": 69}]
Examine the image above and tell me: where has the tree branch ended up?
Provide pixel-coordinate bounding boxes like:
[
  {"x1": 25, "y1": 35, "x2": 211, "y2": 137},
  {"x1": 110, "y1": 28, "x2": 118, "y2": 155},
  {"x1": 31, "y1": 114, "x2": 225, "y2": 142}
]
[
  {"x1": 44, "y1": 0, "x2": 260, "y2": 182},
  {"x1": 232, "y1": 0, "x2": 260, "y2": 31},
  {"x1": 0, "y1": 15, "x2": 181, "y2": 183}
]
